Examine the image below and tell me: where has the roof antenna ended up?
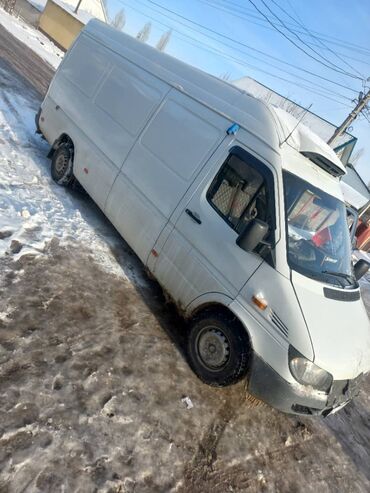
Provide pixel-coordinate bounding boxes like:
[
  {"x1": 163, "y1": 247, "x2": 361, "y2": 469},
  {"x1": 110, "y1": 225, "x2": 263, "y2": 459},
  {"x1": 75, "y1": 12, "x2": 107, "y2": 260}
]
[{"x1": 280, "y1": 104, "x2": 312, "y2": 147}]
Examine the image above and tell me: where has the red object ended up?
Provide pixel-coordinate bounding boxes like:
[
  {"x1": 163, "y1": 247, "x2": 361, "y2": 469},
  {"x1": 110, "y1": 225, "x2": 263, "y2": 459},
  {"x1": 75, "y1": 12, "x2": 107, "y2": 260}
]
[
  {"x1": 312, "y1": 227, "x2": 331, "y2": 247},
  {"x1": 151, "y1": 249, "x2": 159, "y2": 257}
]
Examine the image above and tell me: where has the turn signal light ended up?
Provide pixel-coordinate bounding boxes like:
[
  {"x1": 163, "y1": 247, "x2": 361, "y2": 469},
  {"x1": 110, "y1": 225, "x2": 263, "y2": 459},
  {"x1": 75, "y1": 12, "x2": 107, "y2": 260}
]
[{"x1": 251, "y1": 295, "x2": 268, "y2": 311}]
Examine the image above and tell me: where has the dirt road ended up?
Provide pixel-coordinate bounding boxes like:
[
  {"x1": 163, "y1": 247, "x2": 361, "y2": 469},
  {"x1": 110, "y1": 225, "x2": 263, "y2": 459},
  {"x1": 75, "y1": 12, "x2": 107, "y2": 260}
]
[
  {"x1": 1, "y1": 23, "x2": 370, "y2": 493},
  {"x1": 0, "y1": 24, "x2": 54, "y2": 97}
]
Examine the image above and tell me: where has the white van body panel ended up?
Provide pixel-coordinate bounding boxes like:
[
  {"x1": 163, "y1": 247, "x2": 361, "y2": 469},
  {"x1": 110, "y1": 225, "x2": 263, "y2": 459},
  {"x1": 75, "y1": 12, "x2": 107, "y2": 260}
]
[
  {"x1": 151, "y1": 132, "x2": 281, "y2": 308},
  {"x1": 292, "y1": 271, "x2": 370, "y2": 379},
  {"x1": 54, "y1": 35, "x2": 170, "y2": 169},
  {"x1": 239, "y1": 262, "x2": 314, "y2": 361},
  {"x1": 38, "y1": 19, "x2": 370, "y2": 416},
  {"x1": 105, "y1": 89, "x2": 227, "y2": 263},
  {"x1": 71, "y1": 21, "x2": 282, "y2": 153},
  {"x1": 229, "y1": 297, "x2": 292, "y2": 382}
]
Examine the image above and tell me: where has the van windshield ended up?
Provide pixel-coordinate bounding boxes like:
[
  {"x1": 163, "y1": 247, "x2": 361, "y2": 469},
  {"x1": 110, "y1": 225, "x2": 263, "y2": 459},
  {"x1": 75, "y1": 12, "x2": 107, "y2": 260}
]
[{"x1": 283, "y1": 171, "x2": 354, "y2": 287}]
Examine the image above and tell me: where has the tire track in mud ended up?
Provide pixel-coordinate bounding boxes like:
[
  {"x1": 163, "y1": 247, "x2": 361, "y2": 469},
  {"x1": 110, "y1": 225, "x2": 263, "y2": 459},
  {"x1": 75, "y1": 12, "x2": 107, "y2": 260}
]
[
  {"x1": 180, "y1": 411, "x2": 364, "y2": 493},
  {"x1": 180, "y1": 390, "x2": 246, "y2": 492}
]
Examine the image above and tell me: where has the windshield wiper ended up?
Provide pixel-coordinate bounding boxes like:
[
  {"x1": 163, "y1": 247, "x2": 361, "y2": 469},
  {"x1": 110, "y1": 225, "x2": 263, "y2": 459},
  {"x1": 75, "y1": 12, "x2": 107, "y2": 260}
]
[{"x1": 321, "y1": 270, "x2": 355, "y2": 286}]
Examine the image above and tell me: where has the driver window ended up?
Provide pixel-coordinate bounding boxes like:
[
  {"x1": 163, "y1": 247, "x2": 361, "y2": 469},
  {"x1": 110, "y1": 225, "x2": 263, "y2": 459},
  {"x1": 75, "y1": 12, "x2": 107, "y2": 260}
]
[{"x1": 207, "y1": 154, "x2": 268, "y2": 234}]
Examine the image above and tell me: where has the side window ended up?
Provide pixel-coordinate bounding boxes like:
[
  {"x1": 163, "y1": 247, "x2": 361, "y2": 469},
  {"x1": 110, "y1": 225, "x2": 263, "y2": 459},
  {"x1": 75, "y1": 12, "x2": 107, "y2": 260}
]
[{"x1": 207, "y1": 153, "x2": 270, "y2": 234}]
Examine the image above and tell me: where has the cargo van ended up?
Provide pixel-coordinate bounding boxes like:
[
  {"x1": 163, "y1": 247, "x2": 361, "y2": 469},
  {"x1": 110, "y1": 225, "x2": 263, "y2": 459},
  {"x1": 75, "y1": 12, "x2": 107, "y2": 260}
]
[{"x1": 36, "y1": 19, "x2": 370, "y2": 416}]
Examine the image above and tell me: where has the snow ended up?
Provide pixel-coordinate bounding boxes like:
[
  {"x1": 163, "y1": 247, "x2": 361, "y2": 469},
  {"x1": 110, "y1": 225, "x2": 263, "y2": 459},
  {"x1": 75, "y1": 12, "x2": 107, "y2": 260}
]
[
  {"x1": 0, "y1": 64, "x2": 131, "y2": 279},
  {"x1": 0, "y1": 6, "x2": 63, "y2": 69},
  {"x1": 26, "y1": 0, "x2": 46, "y2": 12}
]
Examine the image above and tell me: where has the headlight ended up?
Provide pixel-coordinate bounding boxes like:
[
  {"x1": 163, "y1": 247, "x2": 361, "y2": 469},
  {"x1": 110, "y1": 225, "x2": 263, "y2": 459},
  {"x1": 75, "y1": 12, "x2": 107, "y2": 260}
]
[{"x1": 289, "y1": 346, "x2": 332, "y2": 392}]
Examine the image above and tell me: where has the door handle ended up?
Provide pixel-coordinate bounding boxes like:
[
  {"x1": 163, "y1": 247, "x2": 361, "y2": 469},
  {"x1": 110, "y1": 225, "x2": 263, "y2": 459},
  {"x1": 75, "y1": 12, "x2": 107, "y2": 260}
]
[{"x1": 185, "y1": 209, "x2": 202, "y2": 224}]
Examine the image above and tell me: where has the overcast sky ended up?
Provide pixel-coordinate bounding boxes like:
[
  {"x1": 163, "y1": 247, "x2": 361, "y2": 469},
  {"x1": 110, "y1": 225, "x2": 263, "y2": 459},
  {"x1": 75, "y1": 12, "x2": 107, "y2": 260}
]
[{"x1": 106, "y1": 0, "x2": 370, "y2": 182}]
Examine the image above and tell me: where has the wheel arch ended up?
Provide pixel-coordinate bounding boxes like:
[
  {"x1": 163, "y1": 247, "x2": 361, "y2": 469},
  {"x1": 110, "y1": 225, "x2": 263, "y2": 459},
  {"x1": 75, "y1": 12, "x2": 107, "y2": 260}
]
[
  {"x1": 47, "y1": 133, "x2": 75, "y2": 159},
  {"x1": 187, "y1": 297, "x2": 253, "y2": 348}
]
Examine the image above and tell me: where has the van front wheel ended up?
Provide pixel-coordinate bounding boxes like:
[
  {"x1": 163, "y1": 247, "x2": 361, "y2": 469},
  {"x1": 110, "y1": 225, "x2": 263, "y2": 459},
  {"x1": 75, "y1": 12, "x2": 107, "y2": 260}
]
[
  {"x1": 187, "y1": 312, "x2": 250, "y2": 386},
  {"x1": 51, "y1": 144, "x2": 73, "y2": 186}
]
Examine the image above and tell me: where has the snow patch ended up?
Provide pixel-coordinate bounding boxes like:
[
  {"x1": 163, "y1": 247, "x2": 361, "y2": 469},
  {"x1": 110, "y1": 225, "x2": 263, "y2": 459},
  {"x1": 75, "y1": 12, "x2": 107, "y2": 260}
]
[
  {"x1": 0, "y1": 74, "x2": 131, "y2": 280},
  {"x1": 26, "y1": 0, "x2": 47, "y2": 11}
]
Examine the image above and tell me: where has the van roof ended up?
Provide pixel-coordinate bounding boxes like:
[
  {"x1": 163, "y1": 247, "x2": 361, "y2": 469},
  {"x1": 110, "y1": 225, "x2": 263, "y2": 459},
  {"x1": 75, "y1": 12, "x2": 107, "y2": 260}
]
[{"x1": 83, "y1": 20, "x2": 345, "y2": 177}]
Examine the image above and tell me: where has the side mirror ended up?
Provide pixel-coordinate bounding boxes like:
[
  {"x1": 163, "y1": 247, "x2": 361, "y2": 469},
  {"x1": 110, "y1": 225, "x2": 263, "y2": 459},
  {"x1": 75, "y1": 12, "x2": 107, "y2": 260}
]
[
  {"x1": 354, "y1": 259, "x2": 370, "y2": 280},
  {"x1": 237, "y1": 219, "x2": 269, "y2": 253}
]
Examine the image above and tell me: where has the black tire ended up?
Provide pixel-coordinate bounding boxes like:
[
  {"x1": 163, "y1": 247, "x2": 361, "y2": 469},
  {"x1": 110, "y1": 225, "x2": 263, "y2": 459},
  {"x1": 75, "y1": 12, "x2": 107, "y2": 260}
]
[
  {"x1": 51, "y1": 144, "x2": 73, "y2": 186},
  {"x1": 187, "y1": 311, "x2": 250, "y2": 387}
]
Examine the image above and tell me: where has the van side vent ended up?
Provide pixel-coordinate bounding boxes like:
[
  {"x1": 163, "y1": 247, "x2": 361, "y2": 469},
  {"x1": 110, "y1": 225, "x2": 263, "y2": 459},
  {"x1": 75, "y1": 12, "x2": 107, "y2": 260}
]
[
  {"x1": 300, "y1": 151, "x2": 345, "y2": 177},
  {"x1": 270, "y1": 311, "x2": 289, "y2": 337},
  {"x1": 323, "y1": 287, "x2": 360, "y2": 302}
]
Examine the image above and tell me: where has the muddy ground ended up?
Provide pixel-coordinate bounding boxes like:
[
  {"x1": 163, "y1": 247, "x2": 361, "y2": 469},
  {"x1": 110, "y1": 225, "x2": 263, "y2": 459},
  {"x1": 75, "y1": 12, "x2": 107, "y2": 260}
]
[
  {"x1": 1, "y1": 243, "x2": 370, "y2": 493},
  {"x1": 1, "y1": 23, "x2": 370, "y2": 493}
]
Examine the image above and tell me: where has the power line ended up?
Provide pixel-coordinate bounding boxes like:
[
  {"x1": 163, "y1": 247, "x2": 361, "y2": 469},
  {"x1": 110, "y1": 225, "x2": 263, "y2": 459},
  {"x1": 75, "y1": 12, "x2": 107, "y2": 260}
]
[
  {"x1": 205, "y1": 0, "x2": 370, "y2": 59},
  {"x1": 129, "y1": 0, "x2": 360, "y2": 94},
  {"x1": 118, "y1": 0, "x2": 354, "y2": 108},
  {"x1": 194, "y1": 0, "x2": 370, "y2": 73},
  {"x1": 124, "y1": 0, "x2": 356, "y2": 99},
  {"x1": 260, "y1": 0, "x2": 361, "y2": 76},
  {"x1": 269, "y1": 0, "x2": 365, "y2": 78},
  {"x1": 245, "y1": 0, "x2": 363, "y2": 80},
  {"x1": 362, "y1": 111, "x2": 370, "y2": 125}
]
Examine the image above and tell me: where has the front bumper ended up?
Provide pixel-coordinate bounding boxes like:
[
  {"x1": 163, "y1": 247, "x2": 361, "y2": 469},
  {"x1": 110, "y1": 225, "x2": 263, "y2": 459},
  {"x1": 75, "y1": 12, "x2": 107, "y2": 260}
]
[{"x1": 247, "y1": 354, "x2": 363, "y2": 416}]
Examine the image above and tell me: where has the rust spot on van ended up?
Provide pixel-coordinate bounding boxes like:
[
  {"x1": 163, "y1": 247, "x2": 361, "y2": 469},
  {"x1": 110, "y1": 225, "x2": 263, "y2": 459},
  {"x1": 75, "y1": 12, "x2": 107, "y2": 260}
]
[
  {"x1": 151, "y1": 249, "x2": 159, "y2": 258},
  {"x1": 83, "y1": 168, "x2": 89, "y2": 174}
]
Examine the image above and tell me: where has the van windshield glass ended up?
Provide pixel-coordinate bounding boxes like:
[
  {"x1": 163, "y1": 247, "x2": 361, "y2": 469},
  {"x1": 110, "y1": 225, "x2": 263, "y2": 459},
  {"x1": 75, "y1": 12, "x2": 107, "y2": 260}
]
[{"x1": 283, "y1": 171, "x2": 353, "y2": 286}]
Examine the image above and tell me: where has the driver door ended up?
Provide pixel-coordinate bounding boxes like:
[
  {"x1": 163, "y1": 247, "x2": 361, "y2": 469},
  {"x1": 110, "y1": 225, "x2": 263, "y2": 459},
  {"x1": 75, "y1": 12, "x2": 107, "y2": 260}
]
[{"x1": 151, "y1": 145, "x2": 276, "y2": 309}]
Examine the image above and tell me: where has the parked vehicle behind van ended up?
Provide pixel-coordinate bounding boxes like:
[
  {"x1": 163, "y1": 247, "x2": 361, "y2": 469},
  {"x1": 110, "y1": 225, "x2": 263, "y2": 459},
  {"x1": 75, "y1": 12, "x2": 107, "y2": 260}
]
[{"x1": 36, "y1": 19, "x2": 370, "y2": 416}]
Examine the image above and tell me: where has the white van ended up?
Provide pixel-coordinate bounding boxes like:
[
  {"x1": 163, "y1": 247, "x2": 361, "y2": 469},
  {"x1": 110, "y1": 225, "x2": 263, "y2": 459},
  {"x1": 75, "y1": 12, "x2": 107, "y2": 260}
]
[{"x1": 36, "y1": 19, "x2": 370, "y2": 416}]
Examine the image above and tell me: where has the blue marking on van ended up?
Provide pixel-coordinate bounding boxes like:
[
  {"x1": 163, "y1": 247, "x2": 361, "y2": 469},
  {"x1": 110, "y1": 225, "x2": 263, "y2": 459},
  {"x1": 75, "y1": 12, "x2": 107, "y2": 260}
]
[{"x1": 227, "y1": 123, "x2": 240, "y2": 135}]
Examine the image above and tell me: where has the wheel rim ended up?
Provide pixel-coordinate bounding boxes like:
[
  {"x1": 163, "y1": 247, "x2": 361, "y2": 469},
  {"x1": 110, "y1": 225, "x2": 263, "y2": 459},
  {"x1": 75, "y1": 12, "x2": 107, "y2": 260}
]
[
  {"x1": 196, "y1": 326, "x2": 230, "y2": 370},
  {"x1": 54, "y1": 152, "x2": 69, "y2": 177}
]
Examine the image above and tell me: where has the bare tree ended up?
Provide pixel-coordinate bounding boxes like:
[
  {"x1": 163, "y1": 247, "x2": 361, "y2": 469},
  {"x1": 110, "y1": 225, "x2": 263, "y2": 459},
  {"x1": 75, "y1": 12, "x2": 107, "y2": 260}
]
[
  {"x1": 111, "y1": 9, "x2": 126, "y2": 31},
  {"x1": 136, "y1": 22, "x2": 152, "y2": 43},
  {"x1": 156, "y1": 29, "x2": 172, "y2": 52}
]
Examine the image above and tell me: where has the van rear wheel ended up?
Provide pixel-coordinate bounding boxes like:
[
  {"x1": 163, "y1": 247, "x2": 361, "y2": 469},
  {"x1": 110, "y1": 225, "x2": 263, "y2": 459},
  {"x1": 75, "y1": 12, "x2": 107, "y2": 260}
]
[
  {"x1": 51, "y1": 144, "x2": 73, "y2": 186},
  {"x1": 187, "y1": 311, "x2": 250, "y2": 386}
]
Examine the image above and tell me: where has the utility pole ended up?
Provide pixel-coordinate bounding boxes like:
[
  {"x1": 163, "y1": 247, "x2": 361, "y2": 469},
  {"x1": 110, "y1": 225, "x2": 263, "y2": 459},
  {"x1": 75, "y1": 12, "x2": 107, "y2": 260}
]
[
  {"x1": 327, "y1": 88, "x2": 370, "y2": 146},
  {"x1": 74, "y1": 0, "x2": 83, "y2": 14}
]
